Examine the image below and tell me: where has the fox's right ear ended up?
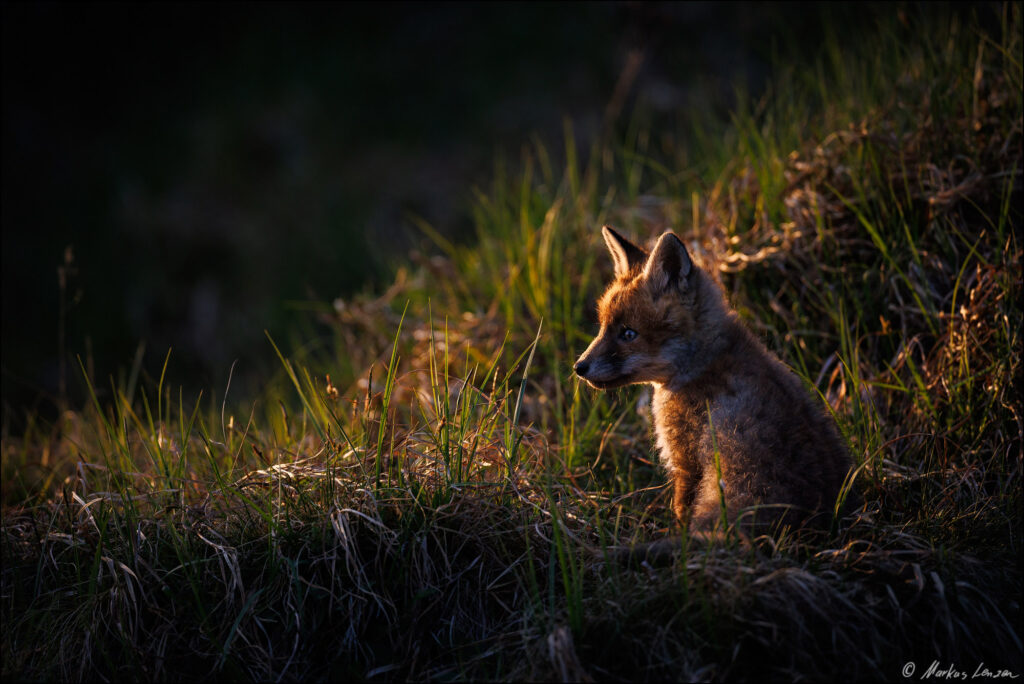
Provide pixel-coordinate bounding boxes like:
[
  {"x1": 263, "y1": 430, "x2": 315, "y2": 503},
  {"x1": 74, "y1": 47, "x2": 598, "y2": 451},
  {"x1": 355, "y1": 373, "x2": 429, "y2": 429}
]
[
  {"x1": 643, "y1": 232, "x2": 693, "y2": 295},
  {"x1": 602, "y1": 225, "x2": 647, "y2": 278}
]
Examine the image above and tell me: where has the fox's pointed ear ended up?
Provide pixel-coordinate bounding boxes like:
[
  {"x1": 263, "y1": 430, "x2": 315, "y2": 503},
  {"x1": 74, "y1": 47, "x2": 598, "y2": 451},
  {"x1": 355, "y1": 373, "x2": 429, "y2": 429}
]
[
  {"x1": 642, "y1": 232, "x2": 693, "y2": 293},
  {"x1": 602, "y1": 225, "x2": 647, "y2": 278}
]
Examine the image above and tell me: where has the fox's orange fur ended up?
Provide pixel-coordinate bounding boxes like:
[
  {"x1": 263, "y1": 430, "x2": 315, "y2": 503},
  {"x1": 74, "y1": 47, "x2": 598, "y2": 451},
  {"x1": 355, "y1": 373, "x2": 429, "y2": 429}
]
[{"x1": 575, "y1": 226, "x2": 854, "y2": 538}]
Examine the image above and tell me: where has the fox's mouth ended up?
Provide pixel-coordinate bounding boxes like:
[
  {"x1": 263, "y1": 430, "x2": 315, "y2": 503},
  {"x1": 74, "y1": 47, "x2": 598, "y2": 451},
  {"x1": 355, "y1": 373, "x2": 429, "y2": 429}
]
[
  {"x1": 581, "y1": 376, "x2": 632, "y2": 390},
  {"x1": 574, "y1": 357, "x2": 635, "y2": 389}
]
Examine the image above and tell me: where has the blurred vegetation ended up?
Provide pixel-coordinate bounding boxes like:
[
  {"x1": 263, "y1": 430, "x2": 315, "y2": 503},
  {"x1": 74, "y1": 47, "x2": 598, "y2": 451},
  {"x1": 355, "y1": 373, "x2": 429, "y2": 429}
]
[
  {"x1": 5, "y1": 1, "x2": 912, "y2": 427},
  {"x1": 3, "y1": 2, "x2": 1021, "y2": 681}
]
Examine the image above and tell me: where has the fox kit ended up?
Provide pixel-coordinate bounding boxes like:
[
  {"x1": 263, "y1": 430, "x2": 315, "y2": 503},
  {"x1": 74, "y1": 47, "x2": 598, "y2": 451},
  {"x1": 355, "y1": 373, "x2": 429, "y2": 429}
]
[{"x1": 575, "y1": 226, "x2": 854, "y2": 538}]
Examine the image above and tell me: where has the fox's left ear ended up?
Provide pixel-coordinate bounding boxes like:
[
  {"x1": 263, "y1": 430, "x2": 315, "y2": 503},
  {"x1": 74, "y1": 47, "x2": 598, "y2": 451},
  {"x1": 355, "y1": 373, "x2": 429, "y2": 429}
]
[
  {"x1": 643, "y1": 232, "x2": 693, "y2": 294},
  {"x1": 602, "y1": 225, "x2": 648, "y2": 278}
]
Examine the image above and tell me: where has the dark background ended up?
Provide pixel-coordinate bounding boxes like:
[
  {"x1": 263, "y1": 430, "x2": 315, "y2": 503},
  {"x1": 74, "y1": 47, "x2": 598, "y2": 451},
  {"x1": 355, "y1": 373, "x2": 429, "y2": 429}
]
[{"x1": 2, "y1": 2, "x2": 911, "y2": 425}]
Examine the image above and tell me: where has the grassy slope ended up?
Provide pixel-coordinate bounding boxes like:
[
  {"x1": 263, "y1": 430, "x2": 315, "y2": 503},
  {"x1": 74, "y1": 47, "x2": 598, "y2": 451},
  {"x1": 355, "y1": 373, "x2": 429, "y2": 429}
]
[{"x1": 3, "y1": 5, "x2": 1021, "y2": 681}]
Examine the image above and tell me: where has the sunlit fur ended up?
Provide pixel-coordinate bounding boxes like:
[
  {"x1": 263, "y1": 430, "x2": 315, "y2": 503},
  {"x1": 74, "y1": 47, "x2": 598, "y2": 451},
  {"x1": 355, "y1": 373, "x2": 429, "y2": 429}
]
[{"x1": 576, "y1": 226, "x2": 855, "y2": 536}]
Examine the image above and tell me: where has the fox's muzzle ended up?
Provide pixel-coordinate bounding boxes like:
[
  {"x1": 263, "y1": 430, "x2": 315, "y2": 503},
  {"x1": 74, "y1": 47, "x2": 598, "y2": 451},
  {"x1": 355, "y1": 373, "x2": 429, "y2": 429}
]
[{"x1": 573, "y1": 343, "x2": 625, "y2": 389}]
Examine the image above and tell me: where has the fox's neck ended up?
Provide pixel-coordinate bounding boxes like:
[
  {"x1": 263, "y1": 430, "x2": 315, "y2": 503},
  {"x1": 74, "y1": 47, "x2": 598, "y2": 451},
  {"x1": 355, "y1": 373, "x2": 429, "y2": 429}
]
[{"x1": 658, "y1": 312, "x2": 749, "y2": 393}]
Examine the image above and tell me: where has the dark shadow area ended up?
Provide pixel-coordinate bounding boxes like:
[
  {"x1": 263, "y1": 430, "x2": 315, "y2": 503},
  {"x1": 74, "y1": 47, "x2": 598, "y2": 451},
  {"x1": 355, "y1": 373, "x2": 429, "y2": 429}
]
[{"x1": 1, "y1": 1, "x2": 950, "y2": 428}]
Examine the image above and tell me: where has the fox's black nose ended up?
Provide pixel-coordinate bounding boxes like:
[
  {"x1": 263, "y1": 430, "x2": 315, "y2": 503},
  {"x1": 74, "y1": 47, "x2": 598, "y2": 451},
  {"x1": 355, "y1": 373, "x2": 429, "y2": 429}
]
[{"x1": 574, "y1": 361, "x2": 590, "y2": 377}]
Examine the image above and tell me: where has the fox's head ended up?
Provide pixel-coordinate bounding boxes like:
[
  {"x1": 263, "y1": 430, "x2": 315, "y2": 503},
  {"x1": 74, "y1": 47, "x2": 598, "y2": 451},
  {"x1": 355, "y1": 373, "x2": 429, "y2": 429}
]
[{"x1": 574, "y1": 226, "x2": 729, "y2": 389}]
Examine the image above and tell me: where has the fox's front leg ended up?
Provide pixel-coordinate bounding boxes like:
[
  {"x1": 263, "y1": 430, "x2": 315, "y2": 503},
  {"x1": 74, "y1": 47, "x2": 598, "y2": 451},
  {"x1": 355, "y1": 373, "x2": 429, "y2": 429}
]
[{"x1": 671, "y1": 463, "x2": 702, "y2": 524}]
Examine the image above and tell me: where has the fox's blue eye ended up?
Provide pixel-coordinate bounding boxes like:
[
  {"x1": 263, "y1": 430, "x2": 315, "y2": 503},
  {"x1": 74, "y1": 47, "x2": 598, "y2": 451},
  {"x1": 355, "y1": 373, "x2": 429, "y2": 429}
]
[{"x1": 619, "y1": 327, "x2": 637, "y2": 342}]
